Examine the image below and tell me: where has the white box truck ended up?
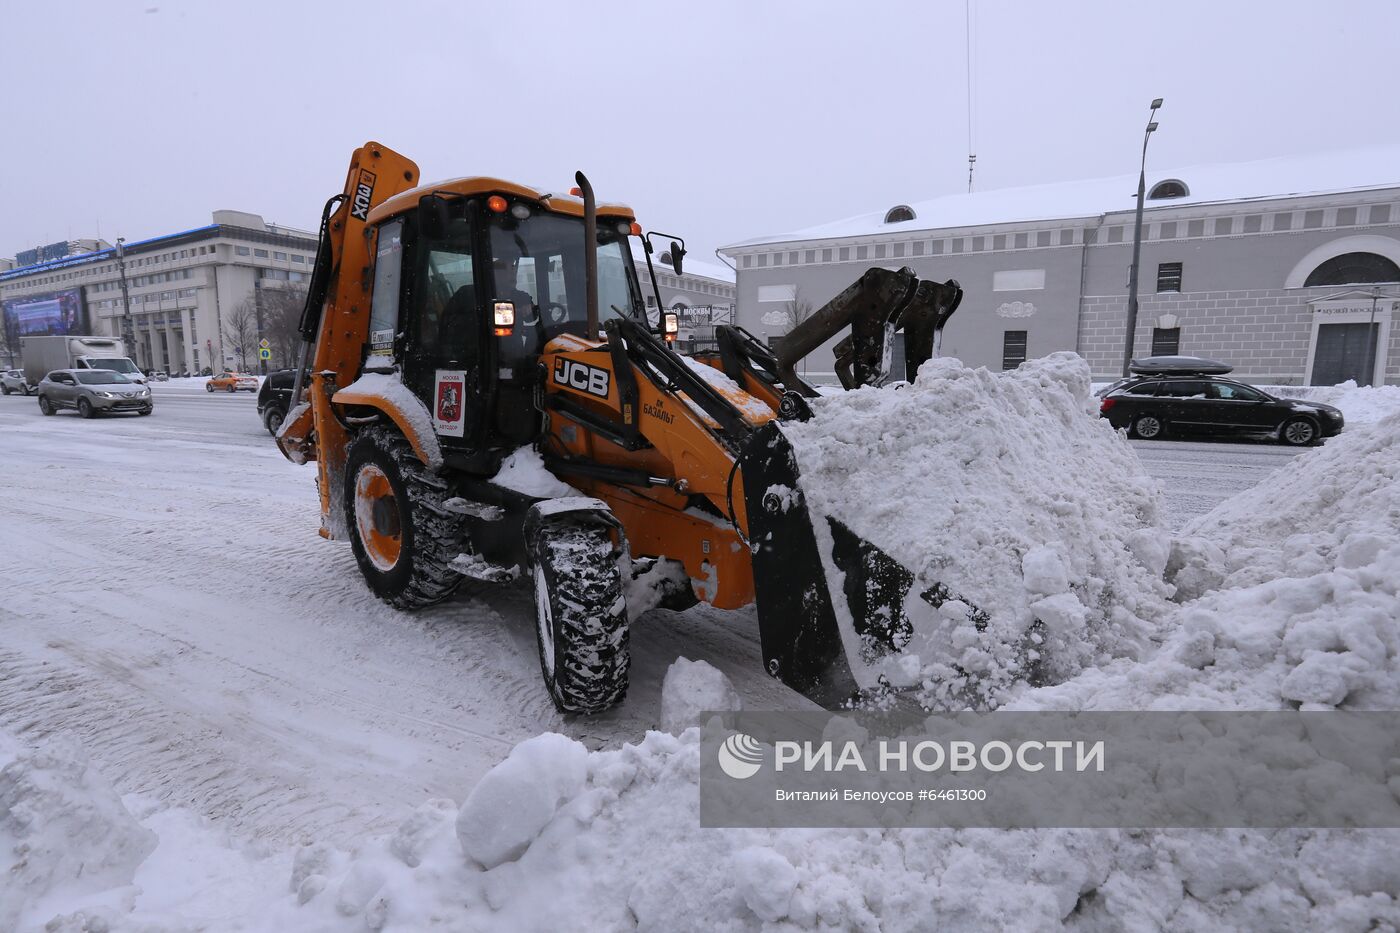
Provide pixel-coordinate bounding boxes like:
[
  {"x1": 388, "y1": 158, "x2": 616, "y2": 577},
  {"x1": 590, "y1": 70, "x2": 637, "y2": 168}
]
[{"x1": 21, "y1": 335, "x2": 147, "y2": 386}]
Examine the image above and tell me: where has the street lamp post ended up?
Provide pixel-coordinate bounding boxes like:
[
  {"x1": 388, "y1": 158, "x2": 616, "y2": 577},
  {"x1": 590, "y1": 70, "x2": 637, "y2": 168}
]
[
  {"x1": 114, "y1": 238, "x2": 136, "y2": 362},
  {"x1": 1122, "y1": 97, "x2": 1163, "y2": 377}
]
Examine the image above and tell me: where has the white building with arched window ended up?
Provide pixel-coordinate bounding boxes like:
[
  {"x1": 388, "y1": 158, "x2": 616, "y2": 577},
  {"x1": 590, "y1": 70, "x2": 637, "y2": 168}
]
[{"x1": 721, "y1": 145, "x2": 1400, "y2": 386}]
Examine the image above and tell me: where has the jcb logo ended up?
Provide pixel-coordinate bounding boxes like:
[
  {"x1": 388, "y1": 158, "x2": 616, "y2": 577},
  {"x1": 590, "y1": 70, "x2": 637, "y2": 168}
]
[
  {"x1": 553, "y1": 358, "x2": 610, "y2": 399},
  {"x1": 350, "y1": 169, "x2": 377, "y2": 222}
]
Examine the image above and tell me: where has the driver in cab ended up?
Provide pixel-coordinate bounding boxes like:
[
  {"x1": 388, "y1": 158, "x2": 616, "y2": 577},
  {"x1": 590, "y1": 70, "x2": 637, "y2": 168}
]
[{"x1": 491, "y1": 239, "x2": 541, "y2": 359}]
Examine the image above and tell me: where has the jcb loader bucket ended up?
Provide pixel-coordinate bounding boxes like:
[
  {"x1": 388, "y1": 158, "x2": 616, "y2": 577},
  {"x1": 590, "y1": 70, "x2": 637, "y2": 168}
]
[{"x1": 740, "y1": 421, "x2": 988, "y2": 708}]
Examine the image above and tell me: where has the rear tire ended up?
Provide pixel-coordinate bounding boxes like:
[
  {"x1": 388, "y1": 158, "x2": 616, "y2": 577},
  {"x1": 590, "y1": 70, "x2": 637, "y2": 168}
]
[
  {"x1": 529, "y1": 518, "x2": 630, "y2": 715},
  {"x1": 227, "y1": 384, "x2": 237, "y2": 393},
  {"x1": 1280, "y1": 417, "x2": 1317, "y2": 446},
  {"x1": 264, "y1": 406, "x2": 285, "y2": 436},
  {"x1": 1131, "y1": 414, "x2": 1164, "y2": 440},
  {"x1": 38, "y1": 395, "x2": 54, "y2": 416},
  {"x1": 78, "y1": 398, "x2": 96, "y2": 419},
  {"x1": 344, "y1": 426, "x2": 469, "y2": 609}
]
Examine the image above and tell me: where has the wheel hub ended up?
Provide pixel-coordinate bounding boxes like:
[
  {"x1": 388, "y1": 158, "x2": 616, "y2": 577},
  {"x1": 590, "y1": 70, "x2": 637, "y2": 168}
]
[{"x1": 354, "y1": 464, "x2": 402, "y2": 571}]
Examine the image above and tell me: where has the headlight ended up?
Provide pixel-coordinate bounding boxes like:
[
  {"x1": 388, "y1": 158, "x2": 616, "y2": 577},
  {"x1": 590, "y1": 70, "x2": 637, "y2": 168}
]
[
  {"x1": 96, "y1": 391, "x2": 116, "y2": 399},
  {"x1": 663, "y1": 311, "x2": 679, "y2": 341}
]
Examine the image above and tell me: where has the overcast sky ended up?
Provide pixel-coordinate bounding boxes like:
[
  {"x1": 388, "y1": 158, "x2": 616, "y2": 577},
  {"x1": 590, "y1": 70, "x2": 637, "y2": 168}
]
[{"x1": 4, "y1": 0, "x2": 1399, "y2": 266}]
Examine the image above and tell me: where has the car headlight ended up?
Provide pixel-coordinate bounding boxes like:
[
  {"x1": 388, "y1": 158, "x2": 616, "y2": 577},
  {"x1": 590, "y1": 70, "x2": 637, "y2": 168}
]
[{"x1": 96, "y1": 391, "x2": 116, "y2": 399}]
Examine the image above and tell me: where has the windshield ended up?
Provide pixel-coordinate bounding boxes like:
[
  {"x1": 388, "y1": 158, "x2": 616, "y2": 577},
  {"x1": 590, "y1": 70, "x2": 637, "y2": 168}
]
[
  {"x1": 76, "y1": 371, "x2": 131, "y2": 385},
  {"x1": 487, "y1": 208, "x2": 642, "y2": 339},
  {"x1": 87, "y1": 357, "x2": 139, "y2": 374}
]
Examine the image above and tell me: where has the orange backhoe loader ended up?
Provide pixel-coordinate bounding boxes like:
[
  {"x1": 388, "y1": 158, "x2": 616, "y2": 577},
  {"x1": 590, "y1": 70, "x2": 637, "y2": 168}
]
[{"x1": 277, "y1": 142, "x2": 964, "y2": 713}]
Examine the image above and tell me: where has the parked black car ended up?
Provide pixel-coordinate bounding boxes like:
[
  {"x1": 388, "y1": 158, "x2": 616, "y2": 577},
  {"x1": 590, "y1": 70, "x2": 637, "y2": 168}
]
[
  {"x1": 257, "y1": 369, "x2": 304, "y2": 435},
  {"x1": 1099, "y1": 357, "x2": 1343, "y2": 446}
]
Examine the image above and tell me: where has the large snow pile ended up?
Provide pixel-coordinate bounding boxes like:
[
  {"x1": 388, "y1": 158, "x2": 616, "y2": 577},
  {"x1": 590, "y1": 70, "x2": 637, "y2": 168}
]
[
  {"x1": 0, "y1": 736, "x2": 157, "y2": 931},
  {"x1": 1268, "y1": 380, "x2": 1400, "y2": 425},
  {"x1": 778, "y1": 352, "x2": 1172, "y2": 707},
  {"x1": 1015, "y1": 411, "x2": 1400, "y2": 712}
]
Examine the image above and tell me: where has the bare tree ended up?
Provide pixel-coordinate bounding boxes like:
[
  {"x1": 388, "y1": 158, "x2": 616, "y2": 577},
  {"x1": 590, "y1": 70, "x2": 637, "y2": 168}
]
[
  {"x1": 259, "y1": 285, "x2": 308, "y2": 368},
  {"x1": 783, "y1": 287, "x2": 814, "y2": 330},
  {"x1": 221, "y1": 299, "x2": 259, "y2": 372}
]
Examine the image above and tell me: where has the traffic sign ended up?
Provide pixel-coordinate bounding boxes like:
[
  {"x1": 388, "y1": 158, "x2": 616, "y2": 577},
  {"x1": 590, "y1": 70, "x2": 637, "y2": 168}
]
[
  {"x1": 259, "y1": 348, "x2": 272, "y2": 360},
  {"x1": 259, "y1": 338, "x2": 270, "y2": 349}
]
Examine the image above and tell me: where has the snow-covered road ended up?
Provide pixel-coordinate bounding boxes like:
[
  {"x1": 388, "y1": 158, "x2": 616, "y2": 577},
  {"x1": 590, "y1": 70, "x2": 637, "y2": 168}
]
[
  {"x1": 0, "y1": 384, "x2": 1331, "y2": 849},
  {"x1": 1130, "y1": 438, "x2": 1306, "y2": 528},
  {"x1": 0, "y1": 385, "x2": 808, "y2": 849}
]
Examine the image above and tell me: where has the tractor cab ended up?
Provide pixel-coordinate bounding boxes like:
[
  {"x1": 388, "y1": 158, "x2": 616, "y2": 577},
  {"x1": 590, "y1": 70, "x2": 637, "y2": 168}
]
[{"x1": 361, "y1": 179, "x2": 647, "y2": 458}]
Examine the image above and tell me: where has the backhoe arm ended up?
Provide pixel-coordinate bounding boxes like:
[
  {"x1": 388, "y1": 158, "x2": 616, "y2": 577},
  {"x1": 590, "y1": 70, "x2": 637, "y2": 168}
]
[
  {"x1": 276, "y1": 142, "x2": 421, "y2": 537},
  {"x1": 774, "y1": 266, "x2": 963, "y2": 390}
]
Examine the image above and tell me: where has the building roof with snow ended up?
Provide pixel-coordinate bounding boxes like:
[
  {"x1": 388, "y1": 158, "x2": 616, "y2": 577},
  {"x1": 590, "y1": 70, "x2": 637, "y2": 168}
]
[
  {"x1": 635, "y1": 252, "x2": 735, "y2": 285},
  {"x1": 723, "y1": 144, "x2": 1400, "y2": 251}
]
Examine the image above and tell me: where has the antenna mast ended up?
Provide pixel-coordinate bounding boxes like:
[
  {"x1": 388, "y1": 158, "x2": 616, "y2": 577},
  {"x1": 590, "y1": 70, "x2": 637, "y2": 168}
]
[{"x1": 965, "y1": 0, "x2": 977, "y2": 193}]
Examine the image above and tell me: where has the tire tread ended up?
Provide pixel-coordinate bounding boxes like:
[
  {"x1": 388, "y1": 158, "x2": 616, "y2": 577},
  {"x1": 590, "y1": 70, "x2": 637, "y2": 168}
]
[{"x1": 533, "y1": 519, "x2": 629, "y2": 714}]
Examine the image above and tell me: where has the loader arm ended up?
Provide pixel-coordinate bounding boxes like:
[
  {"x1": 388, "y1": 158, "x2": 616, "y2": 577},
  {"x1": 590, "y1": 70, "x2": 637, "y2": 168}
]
[{"x1": 540, "y1": 308, "x2": 978, "y2": 705}]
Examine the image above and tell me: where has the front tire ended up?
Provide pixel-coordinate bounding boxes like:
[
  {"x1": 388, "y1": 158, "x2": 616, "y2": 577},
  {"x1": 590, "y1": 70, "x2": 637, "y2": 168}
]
[
  {"x1": 38, "y1": 395, "x2": 55, "y2": 416},
  {"x1": 77, "y1": 398, "x2": 96, "y2": 419},
  {"x1": 1280, "y1": 417, "x2": 1317, "y2": 446},
  {"x1": 1, "y1": 385, "x2": 9, "y2": 396},
  {"x1": 344, "y1": 426, "x2": 469, "y2": 609},
  {"x1": 206, "y1": 383, "x2": 214, "y2": 393},
  {"x1": 1131, "y1": 414, "x2": 1164, "y2": 440},
  {"x1": 529, "y1": 518, "x2": 630, "y2": 715}
]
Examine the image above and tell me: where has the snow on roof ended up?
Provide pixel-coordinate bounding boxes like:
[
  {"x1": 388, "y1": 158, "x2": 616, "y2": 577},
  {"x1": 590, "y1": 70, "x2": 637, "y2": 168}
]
[
  {"x1": 724, "y1": 143, "x2": 1400, "y2": 251},
  {"x1": 632, "y1": 251, "x2": 736, "y2": 285}
]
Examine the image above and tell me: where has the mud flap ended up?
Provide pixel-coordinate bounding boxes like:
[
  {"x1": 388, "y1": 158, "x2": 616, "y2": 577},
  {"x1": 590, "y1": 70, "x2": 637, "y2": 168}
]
[{"x1": 742, "y1": 423, "x2": 920, "y2": 706}]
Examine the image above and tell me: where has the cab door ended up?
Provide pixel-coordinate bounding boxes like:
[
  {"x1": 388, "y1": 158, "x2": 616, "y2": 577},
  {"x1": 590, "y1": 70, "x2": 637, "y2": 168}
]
[{"x1": 389, "y1": 207, "x2": 491, "y2": 452}]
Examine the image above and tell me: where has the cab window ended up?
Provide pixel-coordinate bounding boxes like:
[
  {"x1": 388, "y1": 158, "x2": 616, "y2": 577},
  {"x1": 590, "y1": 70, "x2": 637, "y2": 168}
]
[
  {"x1": 418, "y1": 240, "x2": 477, "y2": 366},
  {"x1": 368, "y1": 220, "x2": 404, "y2": 359}
]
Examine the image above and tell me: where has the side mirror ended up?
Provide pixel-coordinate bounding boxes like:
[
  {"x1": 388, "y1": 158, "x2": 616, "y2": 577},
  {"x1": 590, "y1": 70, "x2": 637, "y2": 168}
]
[
  {"x1": 417, "y1": 194, "x2": 450, "y2": 240},
  {"x1": 669, "y1": 242, "x2": 686, "y2": 277}
]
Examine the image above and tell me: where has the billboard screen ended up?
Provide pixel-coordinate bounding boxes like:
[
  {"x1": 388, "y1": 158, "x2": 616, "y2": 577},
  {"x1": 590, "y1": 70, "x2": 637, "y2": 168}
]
[{"x1": 2, "y1": 288, "x2": 87, "y2": 344}]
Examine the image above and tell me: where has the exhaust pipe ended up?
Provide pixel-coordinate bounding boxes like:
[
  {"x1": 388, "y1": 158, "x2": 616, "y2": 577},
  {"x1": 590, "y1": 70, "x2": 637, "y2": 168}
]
[{"x1": 575, "y1": 171, "x2": 599, "y2": 341}]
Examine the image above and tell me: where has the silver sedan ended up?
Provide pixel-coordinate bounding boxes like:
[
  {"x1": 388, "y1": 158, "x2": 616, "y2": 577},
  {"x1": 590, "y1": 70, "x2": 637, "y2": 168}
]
[
  {"x1": 37, "y1": 369, "x2": 153, "y2": 418},
  {"x1": 1, "y1": 369, "x2": 33, "y2": 395}
]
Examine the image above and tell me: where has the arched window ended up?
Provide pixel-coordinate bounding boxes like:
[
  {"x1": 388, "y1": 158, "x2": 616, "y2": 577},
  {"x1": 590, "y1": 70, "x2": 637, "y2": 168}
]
[
  {"x1": 1148, "y1": 179, "x2": 1189, "y2": 200},
  {"x1": 1304, "y1": 252, "x2": 1400, "y2": 287},
  {"x1": 883, "y1": 205, "x2": 916, "y2": 224}
]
